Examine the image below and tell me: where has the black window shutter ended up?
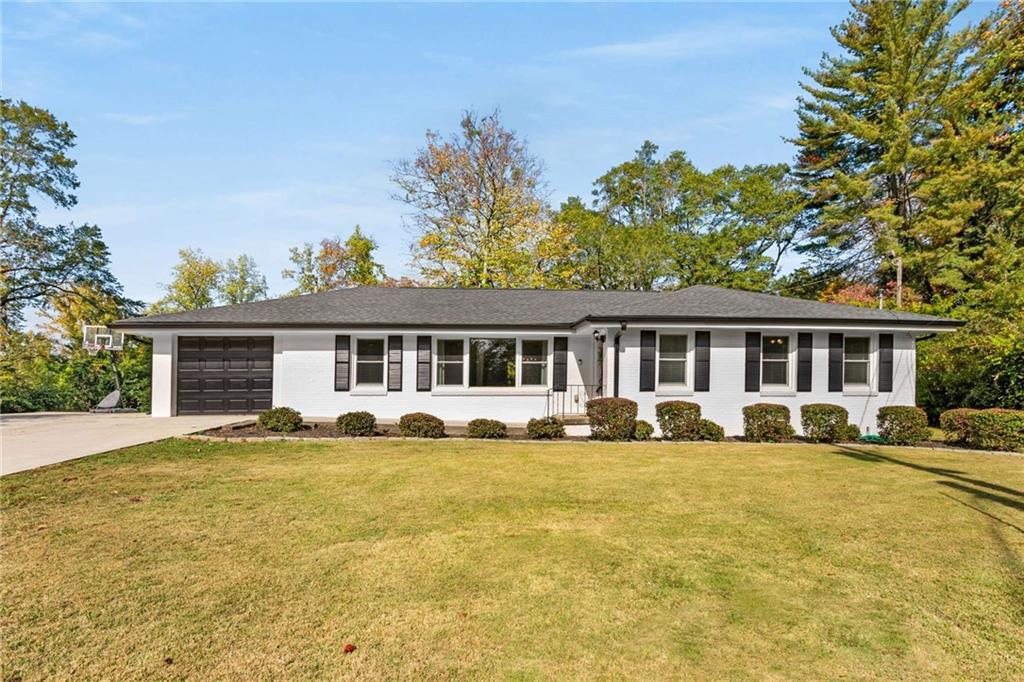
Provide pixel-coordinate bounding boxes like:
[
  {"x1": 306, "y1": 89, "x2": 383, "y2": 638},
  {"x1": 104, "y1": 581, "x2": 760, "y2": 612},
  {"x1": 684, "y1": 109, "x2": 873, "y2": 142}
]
[
  {"x1": 744, "y1": 332, "x2": 761, "y2": 392},
  {"x1": 695, "y1": 331, "x2": 711, "y2": 392},
  {"x1": 797, "y1": 332, "x2": 813, "y2": 392},
  {"x1": 334, "y1": 335, "x2": 350, "y2": 392},
  {"x1": 828, "y1": 333, "x2": 844, "y2": 392},
  {"x1": 552, "y1": 337, "x2": 568, "y2": 392},
  {"x1": 387, "y1": 335, "x2": 403, "y2": 391},
  {"x1": 878, "y1": 333, "x2": 894, "y2": 392},
  {"x1": 416, "y1": 335, "x2": 431, "y2": 391},
  {"x1": 639, "y1": 330, "x2": 656, "y2": 392}
]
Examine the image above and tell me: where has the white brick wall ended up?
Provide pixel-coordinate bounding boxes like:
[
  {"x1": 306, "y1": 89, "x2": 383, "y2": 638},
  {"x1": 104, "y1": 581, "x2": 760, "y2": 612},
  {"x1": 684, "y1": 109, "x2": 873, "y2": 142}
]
[
  {"x1": 616, "y1": 328, "x2": 917, "y2": 435},
  {"x1": 148, "y1": 326, "x2": 920, "y2": 434}
]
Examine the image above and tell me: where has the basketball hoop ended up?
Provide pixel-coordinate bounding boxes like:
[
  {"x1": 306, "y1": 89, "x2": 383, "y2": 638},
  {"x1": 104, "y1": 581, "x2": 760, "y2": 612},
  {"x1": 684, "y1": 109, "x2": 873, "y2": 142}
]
[
  {"x1": 83, "y1": 325, "x2": 125, "y2": 355},
  {"x1": 82, "y1": 324, "x2": 136, "y2": 413}
]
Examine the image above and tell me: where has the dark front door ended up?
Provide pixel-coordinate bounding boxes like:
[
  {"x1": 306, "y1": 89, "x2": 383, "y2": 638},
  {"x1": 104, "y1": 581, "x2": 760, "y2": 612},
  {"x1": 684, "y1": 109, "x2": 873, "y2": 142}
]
[{"x1": 176, "y1": 336, "x2": 273, "y2": 414}]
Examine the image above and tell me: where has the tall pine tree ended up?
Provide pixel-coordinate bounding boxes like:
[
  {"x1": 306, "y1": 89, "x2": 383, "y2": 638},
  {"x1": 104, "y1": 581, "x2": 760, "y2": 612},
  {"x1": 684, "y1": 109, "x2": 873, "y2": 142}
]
[{"x1": 791, "y1": 0, "x2": 973, "y2": 292}]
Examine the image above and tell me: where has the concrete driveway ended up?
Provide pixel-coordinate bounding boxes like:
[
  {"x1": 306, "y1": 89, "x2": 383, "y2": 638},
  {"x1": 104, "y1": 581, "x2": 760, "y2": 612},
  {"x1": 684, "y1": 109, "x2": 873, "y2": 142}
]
[{"x1": 1, "y1": 412, "x2": 245, "y2": 475}]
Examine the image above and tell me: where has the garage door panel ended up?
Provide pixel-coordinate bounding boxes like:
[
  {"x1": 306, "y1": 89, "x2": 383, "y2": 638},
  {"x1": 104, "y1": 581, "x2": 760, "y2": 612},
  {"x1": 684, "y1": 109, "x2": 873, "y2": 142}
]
[{"x1": 177, "y1": 336, "x2": 273, "y2": 415}]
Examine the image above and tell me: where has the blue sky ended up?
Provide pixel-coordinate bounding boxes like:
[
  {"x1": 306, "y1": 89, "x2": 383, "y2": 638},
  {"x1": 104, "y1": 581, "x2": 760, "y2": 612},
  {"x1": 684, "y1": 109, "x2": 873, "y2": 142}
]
[{"x1": 3, "y1": 1, "x2": 993, "y2": 304}]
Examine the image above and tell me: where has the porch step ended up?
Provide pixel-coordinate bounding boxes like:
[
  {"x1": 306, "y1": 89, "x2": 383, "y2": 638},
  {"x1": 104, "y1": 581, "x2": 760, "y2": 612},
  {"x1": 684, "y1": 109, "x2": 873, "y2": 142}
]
[{"x1": 558, "y1": 415, "x2": 590, "y2": 426}]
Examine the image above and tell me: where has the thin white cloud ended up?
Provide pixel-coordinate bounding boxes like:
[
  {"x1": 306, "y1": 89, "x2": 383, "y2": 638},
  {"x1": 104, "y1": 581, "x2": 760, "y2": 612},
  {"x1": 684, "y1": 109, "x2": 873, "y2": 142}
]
[
  {"x1": 568, "y1": 22, "x2": 813, "y2": 61},
  {"x1": 3, "y1": 2, "x2": 146, "y2": 50},
  {"x1": 101, "y1": 112, "x2": 189, "y2": 127}
]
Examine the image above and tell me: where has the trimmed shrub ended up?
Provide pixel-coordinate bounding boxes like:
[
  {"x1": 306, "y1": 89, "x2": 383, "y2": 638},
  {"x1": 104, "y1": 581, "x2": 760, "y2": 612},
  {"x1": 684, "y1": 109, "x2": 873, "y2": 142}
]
[
  {"x1": 742, "y1": 403, "x2": 795, "y2": 442},
  {"x1": 963, "y1": 409, "x2": 1024, "y2": 451},
  {"x1": 257, "y1": 406, "x2": 303, "y2": 433},
  {"x1": 467, "y1": 418, "x2": 507, "y2": 439},
  {"x1": 939, "y1": 408, "x2": 979, "y2": 444},
  {"x1": 693, "y1": 418, "x2": 725, "y2": 442},
  {"x1": 586, "y1": 397, "x2": 638, "y2": 441},
  {"x1": 842, "y1": 423, "x2": 862, "y2": 441},
  {"x1": 527, "y1": 416, "x2": 566, "y2": 440},
  {"x1": 335, "y1": 410, "x2": 376, "y2": 436},
  {"x1": 633, "y1": 419, "x2": 654, "y2": 441},
  {"x1": 655, "y1": 401, "x2": 702, "y2": 441},
  {"x1": 877, "y1": 406, "x2": 930, "y2": 445},
  {"x1": 398, "y1": 412, "x2": 446, "y2": 438},
  {"x1": 800, "y1": 403, "x2": 849, "y2": 443}
]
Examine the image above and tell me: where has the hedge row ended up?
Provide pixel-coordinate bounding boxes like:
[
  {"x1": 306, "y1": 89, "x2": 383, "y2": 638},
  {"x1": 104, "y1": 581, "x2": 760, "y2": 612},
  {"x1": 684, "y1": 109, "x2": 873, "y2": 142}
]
[
  {"x1": 941, "y1": 407, "x2": 1024, "y2": 451},
  {"x1": 256, "y1": 403, "x2": 1022, "y2": 450}
]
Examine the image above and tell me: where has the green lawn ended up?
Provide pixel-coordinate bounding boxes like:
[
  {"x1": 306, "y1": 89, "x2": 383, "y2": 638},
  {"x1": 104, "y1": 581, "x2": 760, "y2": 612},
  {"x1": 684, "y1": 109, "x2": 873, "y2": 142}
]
[{"x1": 2, "y1": 439, "x2": 1022, "y2": 680}]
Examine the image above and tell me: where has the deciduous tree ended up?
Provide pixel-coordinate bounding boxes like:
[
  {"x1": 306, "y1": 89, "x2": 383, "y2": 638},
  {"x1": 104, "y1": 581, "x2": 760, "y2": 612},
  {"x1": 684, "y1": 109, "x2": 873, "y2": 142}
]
[
  {"x1": 220, "y1": 254, "x2": 268, "y2": 304},
  {"x1": 391, "y1": 109, "x2": 555, "y2": 287}
]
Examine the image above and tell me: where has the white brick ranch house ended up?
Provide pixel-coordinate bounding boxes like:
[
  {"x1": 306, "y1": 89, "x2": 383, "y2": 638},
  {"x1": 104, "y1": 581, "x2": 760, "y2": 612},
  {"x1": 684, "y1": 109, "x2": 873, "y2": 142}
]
[{"x1": 112, "y1": 286, "x2": 962, "y2": 435}]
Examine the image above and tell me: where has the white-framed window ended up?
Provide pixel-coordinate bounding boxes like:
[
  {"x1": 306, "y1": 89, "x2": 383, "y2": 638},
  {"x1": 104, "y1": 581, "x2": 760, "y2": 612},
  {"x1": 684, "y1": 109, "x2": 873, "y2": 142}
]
[
  {"x1": 843, "y1": 336, "x2": 871, "y2": 387},
  {"x1": 469, "y1": 337, "x2": 516, "y2": 387},
  {"x1": 520, "y1": 339, "x2": 549, "y2": 386},
  {"x1": 761, "y1": 334, "x2": 791, "y2": 388},
  {"x1": 436, "y1": 339, "x2": 464, "y2": 386},
  {"x1": 658, "y1": 333, "x2": 689, "y2": 386},
  {"x1": 354, "y1": 337, "x2": 385, "y2": 386}
]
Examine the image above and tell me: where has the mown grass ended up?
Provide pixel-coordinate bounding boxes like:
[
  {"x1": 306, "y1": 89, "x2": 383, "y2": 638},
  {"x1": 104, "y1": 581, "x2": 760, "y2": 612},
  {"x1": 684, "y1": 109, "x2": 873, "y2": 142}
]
[{"x1": 2, "y1": 439, "x2": 1022, "y2": 680}]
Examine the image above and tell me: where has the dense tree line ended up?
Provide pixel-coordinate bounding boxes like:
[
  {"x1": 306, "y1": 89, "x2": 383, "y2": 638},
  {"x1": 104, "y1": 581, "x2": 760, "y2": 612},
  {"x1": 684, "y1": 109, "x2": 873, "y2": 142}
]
[{"x1": 1, "y1": 0, "x2": 1020, "y2": 416}]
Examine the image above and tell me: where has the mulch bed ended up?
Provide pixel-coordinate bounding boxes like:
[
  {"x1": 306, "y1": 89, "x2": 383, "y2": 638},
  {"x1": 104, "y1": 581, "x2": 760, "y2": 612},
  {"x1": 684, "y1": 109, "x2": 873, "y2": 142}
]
[{"x1": 200, "y1": 421, "x2": 543, "y2": 440}]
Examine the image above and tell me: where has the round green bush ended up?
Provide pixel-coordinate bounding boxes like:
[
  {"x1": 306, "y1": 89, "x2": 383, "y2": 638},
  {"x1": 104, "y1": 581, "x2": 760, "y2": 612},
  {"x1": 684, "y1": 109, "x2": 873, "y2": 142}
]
[
  {"x1": 336, "y1": 410, "x2": 376, "y2": 436},
  {"x1": 526, "y1": 416, "x2": 566, "y2": 440},
  {"x1": 742, "y1": 403, "x2": 794, "y2": 442},
  {"x1": 963, "y1": 408, "x2": 1024, "y2": 451},
  {"x1": 586, "y1": 397, "x2": 638, "y2": 441},
  {"x1": 693, "y1": 418, "x2": 725, "y2": 442},
  {"x1": 466, "y1": 418, "x2": 507, "y2": 439},
  {"x1": 842, "y1": 423, "x2": 862, "y2": 441},
  {"x1": 398, "y1": 412, "x2": 446, "y2": 438},
  {"x1": 939, "y1": 408, "x2": 979, "y2": 444},
  {"x1": 655, "y1": 400, "x2": 702, "y2": 441},
  {"x1": 800, "y1": 403, "x2": 849, "y2": 443},
  {"x1": 877, "y1": 406, "x2": 930, "y2": 445},
  {"x1": 633, "y1": 419, "x2": 654, "y2": 441},
  {"x1": 257, "y1": 406, "x2": 303, "y2": 433}
]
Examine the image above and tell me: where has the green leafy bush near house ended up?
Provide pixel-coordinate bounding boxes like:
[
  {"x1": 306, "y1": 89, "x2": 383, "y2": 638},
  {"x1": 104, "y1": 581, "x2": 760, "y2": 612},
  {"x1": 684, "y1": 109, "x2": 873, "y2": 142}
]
[
  {"x1": 742, "y1": 404, "x2": 795, "y2": 442},
  {"x1": 467, "y1": 418, "x2": 508, "y2": 439},
  {"x1": 633, "y1": 419, "x2": 654, "y2": 441},
  {"x1": 962, "y1": 409, "x2": 1024, "y2": 452},
  {"x1": 939, "y1": 408, "x2": 980, "y2": 444},
  {"x1": 398, "y1": 412, "x2": 446, "y2": 438},
  {"x1": 877, "y1": 406, "x2": 930, "y2": 446},
  {"x1": 842, "y1": 423, "x2": 862, "y2": 441},
  {"x1": 526, "y1": 416, "x2": 565, "y2": 440},
  {"x1": 336, "y1": 411, "x2": 376, "y2": 436},
  {"x1": 655, "y1": 401, "x2": 702, "y2": 440},
  {"x1": 693, "y1": 418, "x2": 725, "y2": 442},
  {"x1": 257, "y1": 407, "x2": 303, "y2": 433},
  {"x1": 586, "y1": 397, "x2": 638, "y2": 441},
  {"x1": 800, "y1": 404, "x2": 849, "y2": 443}
]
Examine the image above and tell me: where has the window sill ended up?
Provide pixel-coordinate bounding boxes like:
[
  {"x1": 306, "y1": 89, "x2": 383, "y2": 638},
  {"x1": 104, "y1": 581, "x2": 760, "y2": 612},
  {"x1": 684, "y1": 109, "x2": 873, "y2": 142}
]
[
  {"x1": 656, "y1": 387, "x2": 694, "y2": 396},
  {"x1": 431, "y1": 387, "x2": 549, "y2": 396},
  {"x1": 352, "y1": 386, "x2": 387, "y2": 396},
  {"x1": 760, "y1": 389, "x2": 796, "y2": 397},
  {"x1": 842, "y1": 388, "x2": 877, "y2": 397}
]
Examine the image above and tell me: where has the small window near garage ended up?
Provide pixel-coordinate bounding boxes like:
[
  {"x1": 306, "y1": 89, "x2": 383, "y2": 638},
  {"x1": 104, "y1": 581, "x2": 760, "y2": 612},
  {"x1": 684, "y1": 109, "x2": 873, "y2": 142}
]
[
  {"x1": 761, "y1": 335, "x2": 790, "y2": 387},
  {"x1": 436, "y1": 339, "x2": 464, "y2": 386},
  {"x1": 469, "y1": 338, "x2": 516, "y2": 387},
  {"x1": 521, "y1": 339, "x2": 548, "y2": 386},
  {"x1": 658, "y1": 334, "x2": 688, "y2": 385},
  {"x1": 355, "y1": 338, "x2": 385, "y2": 385},
  {"x1": 844, "y1": 337, "x2": 870, "y2": 387}
]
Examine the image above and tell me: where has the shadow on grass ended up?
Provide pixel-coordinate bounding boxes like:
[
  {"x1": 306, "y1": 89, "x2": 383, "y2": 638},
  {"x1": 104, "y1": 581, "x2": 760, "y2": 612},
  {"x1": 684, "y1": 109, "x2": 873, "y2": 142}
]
[
  {"x1": 830, "y1": 445, "x2": 1024, "y2": 500},
  {"x1": 831, "y1": 444, "x2": 1024, "y2": 536}
]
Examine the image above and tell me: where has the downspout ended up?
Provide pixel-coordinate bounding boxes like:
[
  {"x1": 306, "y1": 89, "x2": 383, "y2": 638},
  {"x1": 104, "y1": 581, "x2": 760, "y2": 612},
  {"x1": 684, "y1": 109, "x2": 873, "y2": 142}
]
[{"x1": 613, "y1": 321, "x2": 627, "y2": 397}]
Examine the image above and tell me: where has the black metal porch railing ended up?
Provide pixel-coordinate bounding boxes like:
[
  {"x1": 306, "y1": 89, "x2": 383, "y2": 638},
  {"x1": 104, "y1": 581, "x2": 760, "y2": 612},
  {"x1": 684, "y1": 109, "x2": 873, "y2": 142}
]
[{"x1": 546, "y1": 384, "x2": 601, "y2": 418}]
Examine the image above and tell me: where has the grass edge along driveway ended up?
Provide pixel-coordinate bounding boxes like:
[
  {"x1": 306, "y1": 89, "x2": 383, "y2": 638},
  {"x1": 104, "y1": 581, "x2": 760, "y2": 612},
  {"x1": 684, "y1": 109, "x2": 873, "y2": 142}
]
[{"x1": 2, "y1": 439, "x2": 1022, "y2": 680}]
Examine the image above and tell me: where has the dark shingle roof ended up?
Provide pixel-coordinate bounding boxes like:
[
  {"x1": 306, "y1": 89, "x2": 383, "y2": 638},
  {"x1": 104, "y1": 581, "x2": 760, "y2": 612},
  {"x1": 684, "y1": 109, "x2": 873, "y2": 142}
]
[{"x1": 113, "y1": 285, "x2": 962, "y2": 330}]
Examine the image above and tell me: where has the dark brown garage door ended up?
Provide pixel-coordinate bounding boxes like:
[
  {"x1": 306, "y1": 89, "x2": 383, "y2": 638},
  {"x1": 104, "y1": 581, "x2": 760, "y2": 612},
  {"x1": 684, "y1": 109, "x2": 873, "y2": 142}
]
[{"x1": 176, "y1": 336, "x2": 273, "y2": 414}]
